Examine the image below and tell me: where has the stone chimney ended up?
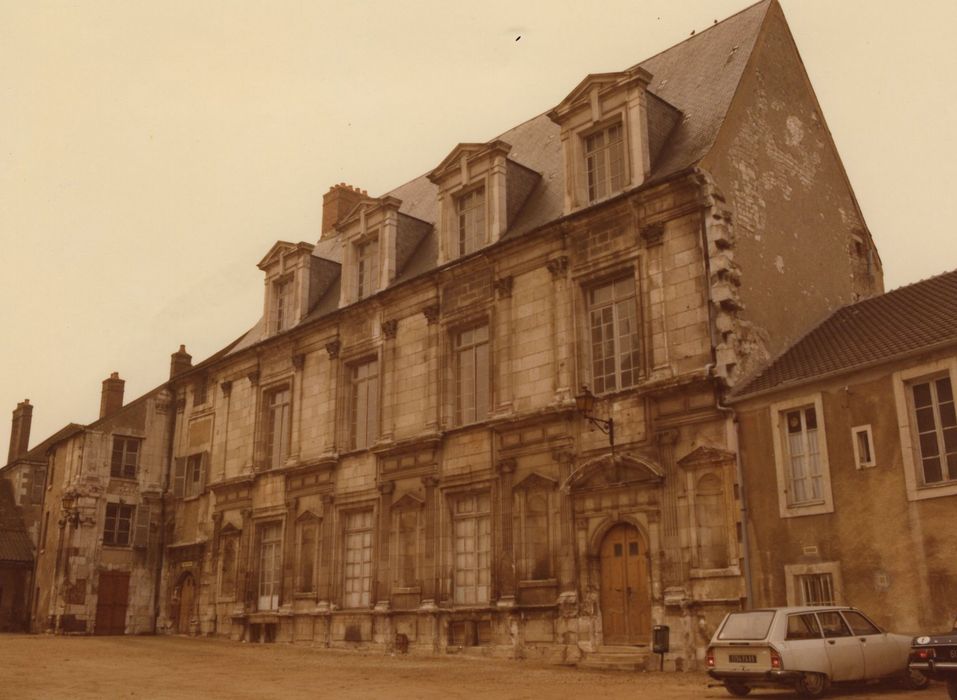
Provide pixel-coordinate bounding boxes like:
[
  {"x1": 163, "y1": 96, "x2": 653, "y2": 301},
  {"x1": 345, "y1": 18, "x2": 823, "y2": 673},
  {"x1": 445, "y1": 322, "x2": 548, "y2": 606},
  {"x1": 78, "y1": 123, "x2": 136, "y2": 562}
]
[
  {"x1": 7, "y1": 399, "x2": 33, "y2": 464},
  {"x1": 170, "y1": 345, "x2": 192, "y2": 379},
  {"x1": 322, "y1": 183, "x2": 367, "y2": 238},
  {"x1": 100, "y1": 373, "x2": 125, "y2": 419}
]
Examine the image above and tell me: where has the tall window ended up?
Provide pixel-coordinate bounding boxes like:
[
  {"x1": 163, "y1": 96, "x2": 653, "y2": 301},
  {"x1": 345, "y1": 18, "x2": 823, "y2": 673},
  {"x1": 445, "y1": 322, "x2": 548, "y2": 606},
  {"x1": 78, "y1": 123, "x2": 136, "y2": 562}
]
[
  {"x1": 356, "y1": 238, "x2": 379, "y2": 300},
  {"x1": 274, "y1": 278, "x2": 293, "y2": 333},
  {"x1": 110, "y1": 437, "x2": 141, "y2": 479},
  {"x1": 258, "y1": 523, "x2": 282, "y2": 611},
  {"x1": 453, "y1": 493, "x2": 491, "y2": 605},
  {"x1": 694, "y1": 473, "x2": 729, "y2": 569},
  {"x1": 784, "y1": 407, "x2": 823, "y2": 505},
  {"x1": 455, "y1": 325, "x2": 489, "y2": 425},
  {"x1": 350, "y1": 360, "x2": 379, "y2": 450},
  {"x1": 517, "y1": 490, "x2": 551, "y2": 581},
  {"x1": 263, "y1": 386, "x2": 291, "y2": 469},
  {"x1": 104, "y1": 503, "x2": 135, "y2": 546},
  {"x1": 911, "y1": 376, "x2": 957, "y2": 485},
  {"x1": 219, "y1": 533, "x2": 239, "y2": 598},
  {"x1": 343, "y1": 510, "x2": 374, "y2": 608},
  {"x1": 456, "y1": 187, "x2": 486, "y2": 256},
  {"x1": 394, "y1": 508, "x2": 419, "y2": 589},
  {"x1": 589, "y1": 278, "x2": 641, "y2": 394},
  {"x1": 297, "y1": 518, "x2": 319, "y2": 594},
  {"x1": 584, "y1": 121, "x2": 625, "y2": 202}
]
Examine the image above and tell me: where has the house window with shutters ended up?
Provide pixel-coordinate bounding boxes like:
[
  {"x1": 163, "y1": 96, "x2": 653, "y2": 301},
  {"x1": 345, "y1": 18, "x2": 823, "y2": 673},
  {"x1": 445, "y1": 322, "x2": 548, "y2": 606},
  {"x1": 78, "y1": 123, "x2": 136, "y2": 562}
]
[
  {"x1": 173, "y1": 453, "x2": 208, "y2": 499},
  {"x1": 103, "y1": 502, "x2": 134, "y2": 547},
  {"x1": 110, "y1": 436, "x2": 142, "y2": 479},
  {"x1": 342, "y1": 510, "x2": 374, "y2": 608},
  {"x1": 349, "y1": 359, "x2": 379, "y2": 450},
  {"x1": 263, "y1": 385, "x2": 292, "y2": 469},
  {"x1": 588, "y1": 277, "x2": 641, "y2": 394},
  {"x1": 452, "y1": 493, "x2": 491, "y2": 605},
  {"x1": 296, "y1": 516, "x2": 319, "y2": 595},
  {"x1": 258, "y1": 522, "x2": 282, "y2": 611}
]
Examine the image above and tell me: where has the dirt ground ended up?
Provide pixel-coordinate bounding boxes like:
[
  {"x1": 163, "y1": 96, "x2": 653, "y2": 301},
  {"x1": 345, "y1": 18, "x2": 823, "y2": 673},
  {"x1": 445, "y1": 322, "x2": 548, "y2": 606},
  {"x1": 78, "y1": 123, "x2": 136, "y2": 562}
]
[{"x1": 0, "y1": 634, "x2": 948, "y2": 700}]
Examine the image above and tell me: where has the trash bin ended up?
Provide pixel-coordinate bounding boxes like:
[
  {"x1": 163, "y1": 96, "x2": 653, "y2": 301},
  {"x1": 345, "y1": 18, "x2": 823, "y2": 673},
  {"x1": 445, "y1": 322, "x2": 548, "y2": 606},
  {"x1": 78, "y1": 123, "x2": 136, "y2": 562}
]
[{"x1": 652, "y1": 624, "x2": 670, "y2": 654}]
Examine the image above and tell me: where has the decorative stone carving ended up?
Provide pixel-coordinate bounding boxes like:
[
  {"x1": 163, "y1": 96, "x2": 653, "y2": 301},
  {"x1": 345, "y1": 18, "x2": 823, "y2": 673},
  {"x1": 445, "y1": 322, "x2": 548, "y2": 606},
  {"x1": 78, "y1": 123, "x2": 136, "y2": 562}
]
[
  {"x1": 377, "y1": 480, "x2": 395, "y2": 495},
  {"x1": 640, "y1": 222, "x2": 665, "y2": 246},
  {"x1": 493, "y1": 276, "x2": 513, "y2": 299},
  {"x1": 422, "y1": 304, "x2": 440, "y2": 325},
  {"x1": 246, "y1": 371, "x2": 260, "y2": 386},
  {"x1": 382, "y1": 319, "x2": 398, "y2": 340},
  {"x1": 325, "y1": 339, "x2": 341, "y2": 359},
  {"x1": 546, "y1": 256, "x2": 569, "y2": 279},
  {"x1": 292, "y1": 353, "x2": 305, "y2": 370},
  {"x1": 495, "y1": 458, "x2": 517, "y2": 474},
  {"x1": 220, "y1": 380, "x2": 233, "y2": 397}
]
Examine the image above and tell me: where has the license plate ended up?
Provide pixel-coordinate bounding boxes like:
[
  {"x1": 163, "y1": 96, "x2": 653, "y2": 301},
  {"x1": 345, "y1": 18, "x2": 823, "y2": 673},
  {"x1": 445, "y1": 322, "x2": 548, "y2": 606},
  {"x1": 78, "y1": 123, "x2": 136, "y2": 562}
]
[{"x1": 729, "y1": 654, "x2": 757, "y2": 663}]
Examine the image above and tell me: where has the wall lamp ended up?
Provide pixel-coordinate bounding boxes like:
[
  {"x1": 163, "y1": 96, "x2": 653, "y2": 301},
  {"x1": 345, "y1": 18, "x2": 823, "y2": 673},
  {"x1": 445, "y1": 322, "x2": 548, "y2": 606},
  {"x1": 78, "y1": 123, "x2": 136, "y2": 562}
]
[{"x1": 575, "y1": 385, "x2": 615, "y2": 449}]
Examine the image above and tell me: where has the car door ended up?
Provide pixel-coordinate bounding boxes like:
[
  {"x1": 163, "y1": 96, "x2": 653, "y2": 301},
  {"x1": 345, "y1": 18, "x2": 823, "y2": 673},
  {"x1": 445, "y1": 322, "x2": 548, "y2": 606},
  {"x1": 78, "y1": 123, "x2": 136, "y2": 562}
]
[
  {"x1": 784, "y1": 613, "x2": 830, "y2": 674},
  {"x1": 841, "y1": 610, "x2": 900, "y2": 679},
  {"x1": 817, "y1": 611, "x2": 865, "y2": 681}
]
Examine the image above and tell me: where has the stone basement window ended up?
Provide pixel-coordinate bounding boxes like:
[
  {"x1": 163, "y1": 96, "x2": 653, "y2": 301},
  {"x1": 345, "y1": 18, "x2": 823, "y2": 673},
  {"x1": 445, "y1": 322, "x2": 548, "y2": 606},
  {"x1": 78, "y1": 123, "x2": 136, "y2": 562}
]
[
  {"x1": 110, "y1": 436, "x2": 142, "y2": 479},
  {"x1": 785, "y1": 561, "x2": 843, "y2": 606}
]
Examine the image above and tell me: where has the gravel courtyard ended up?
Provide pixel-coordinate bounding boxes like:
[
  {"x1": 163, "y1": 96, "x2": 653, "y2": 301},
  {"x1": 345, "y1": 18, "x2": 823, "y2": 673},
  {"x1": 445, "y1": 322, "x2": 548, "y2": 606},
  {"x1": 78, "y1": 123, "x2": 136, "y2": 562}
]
[{"x1": 0, "y1": 635, "x2": 947, "y2": 700}]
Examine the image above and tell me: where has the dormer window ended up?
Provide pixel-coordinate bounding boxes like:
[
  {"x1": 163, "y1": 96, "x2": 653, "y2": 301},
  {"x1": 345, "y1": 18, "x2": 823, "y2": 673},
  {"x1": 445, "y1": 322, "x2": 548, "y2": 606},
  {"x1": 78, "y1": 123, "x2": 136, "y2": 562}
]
[
  {"x1": 274, "y1": 277, "x2": 293, "y2": 333},
  {"x1": 584, "y1": 122, "x2": 625, "y2": 202},
  {"x1": 356, "y1": 237, "x2": 379, "y2": 300},
  {"x1": 257, "y1": 241, "x2": 318, "y2": 339},
  {"x1": 456, "y1": 187, "x2": 486, "y2": 256}
]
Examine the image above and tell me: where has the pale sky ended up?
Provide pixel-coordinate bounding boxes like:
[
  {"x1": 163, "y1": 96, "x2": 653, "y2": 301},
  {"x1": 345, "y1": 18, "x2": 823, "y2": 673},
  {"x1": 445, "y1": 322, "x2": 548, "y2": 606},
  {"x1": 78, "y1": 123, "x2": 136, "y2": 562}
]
[{"x1": 2, "y1": 0, "x2": 956, "y2": 456}]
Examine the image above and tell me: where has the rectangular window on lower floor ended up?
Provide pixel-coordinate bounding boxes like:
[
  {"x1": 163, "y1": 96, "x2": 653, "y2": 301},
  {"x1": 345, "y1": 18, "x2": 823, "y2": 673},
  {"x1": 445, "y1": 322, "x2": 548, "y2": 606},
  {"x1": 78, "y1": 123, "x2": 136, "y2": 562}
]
[
  {"x1": 798, "y1": 573, "x2": 835, "y2": 605},
  {"x1": 104, "y1": 502, "x2": 135, "y2": 546},
  {"x1": 453, "y1": 493, "x2": 491, "y2": 605},
  {"x1": 342, "y1": 510, "x2": 373, "y2": 608}
]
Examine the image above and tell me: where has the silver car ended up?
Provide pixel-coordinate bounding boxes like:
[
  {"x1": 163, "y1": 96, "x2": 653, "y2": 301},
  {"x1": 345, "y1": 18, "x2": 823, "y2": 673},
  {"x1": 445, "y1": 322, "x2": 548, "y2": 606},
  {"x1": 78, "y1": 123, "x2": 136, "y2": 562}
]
[{"x1": 706, "y1": 606, "x2": 929, "y2": 697}]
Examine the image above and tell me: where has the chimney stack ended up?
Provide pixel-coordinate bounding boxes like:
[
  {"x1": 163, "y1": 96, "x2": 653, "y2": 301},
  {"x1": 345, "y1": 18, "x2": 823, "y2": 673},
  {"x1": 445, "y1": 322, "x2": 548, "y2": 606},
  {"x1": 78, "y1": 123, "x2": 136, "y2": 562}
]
[
  {"x1": 321, "y1": 183, "x2": 366, "y2": 238},
  {"x1": 170, "y1": 345, "x2": 192, "y2": 379},
  {"x1": 100, "y1": 372, "x2": 125, "y2": 419},
  {"x1": 7, "y1": 399, "x2": 33, "y2": 464}
]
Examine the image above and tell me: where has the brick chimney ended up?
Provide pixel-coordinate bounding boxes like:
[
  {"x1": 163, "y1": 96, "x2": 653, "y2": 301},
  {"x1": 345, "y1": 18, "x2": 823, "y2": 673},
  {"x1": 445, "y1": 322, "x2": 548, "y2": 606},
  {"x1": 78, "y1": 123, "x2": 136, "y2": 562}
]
[
  {"x1": 170, "y1": 345, "x2": 192, "y2": 379},
  {"x1": 100, "y1": 372, "x2": 125, "y2": 419},
  {"x1": 7, "y1": 399, "x2": 33, "y2": 464},
  {"x1": 322, "y1": 183, "x2": 367, "y2": 238}
]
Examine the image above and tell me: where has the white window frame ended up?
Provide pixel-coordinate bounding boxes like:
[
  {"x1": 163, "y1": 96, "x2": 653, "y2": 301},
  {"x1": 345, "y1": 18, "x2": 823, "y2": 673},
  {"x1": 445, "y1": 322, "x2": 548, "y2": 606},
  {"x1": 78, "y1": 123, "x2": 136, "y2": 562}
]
[
  {"x1": 581, "y1": 118, "x2": 626, "y2": 204},
  {"x1": 455, "y1": 186, "x2": 486, "y2": 256},
  {"x1": 893, "y1": 357, "x2": 957, "y2": 501},
  {"x1": 587, "y1": 275, "x2": 641, "y2": 395},
  {"x1": 851, "y1": 425, "x2": 876, "y2": 469},
  {"x1": 770, "y1": 394, "x2": 834, "y2": 518},
  {"x1": 784, "y1": 561, "x2": 843, "y2": 606},
  {"x1": 451, "y1": 492, "x2": 491, "y2": 606},
  {"x1": 257, "y1": 522, "x2": 283, "y2": 611},
  {"x1": 355, "y1": 236, "x2": 379, "y2": 300}
]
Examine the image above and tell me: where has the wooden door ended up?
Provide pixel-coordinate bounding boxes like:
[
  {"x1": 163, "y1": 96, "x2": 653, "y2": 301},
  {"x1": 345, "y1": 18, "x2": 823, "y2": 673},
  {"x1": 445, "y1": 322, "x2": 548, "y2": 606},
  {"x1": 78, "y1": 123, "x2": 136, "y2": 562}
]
[
  {"x1": 599, "y1": 524, "x2": 650, "y2": 644},
  {"x1": 177, "y1": 574, "x2": 195, "y2": 633},
  {"x1": 94, "y1": 571, "x2": 130, "y2": 635}
]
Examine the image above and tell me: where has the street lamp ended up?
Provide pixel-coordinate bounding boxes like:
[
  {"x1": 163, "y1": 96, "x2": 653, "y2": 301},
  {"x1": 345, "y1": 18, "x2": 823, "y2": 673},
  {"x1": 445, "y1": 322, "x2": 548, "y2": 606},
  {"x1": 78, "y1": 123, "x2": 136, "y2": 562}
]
[{"x1": 575, "y1": 385, "x2": 614, "y2": 449}]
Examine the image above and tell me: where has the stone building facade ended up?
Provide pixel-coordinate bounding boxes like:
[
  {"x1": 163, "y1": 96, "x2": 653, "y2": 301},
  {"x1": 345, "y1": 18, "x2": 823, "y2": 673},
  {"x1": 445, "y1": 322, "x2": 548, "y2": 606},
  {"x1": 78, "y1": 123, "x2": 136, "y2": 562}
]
[
  {"x1": 15, "y1": 0, "x2": 886, "y2": 669},
  {"x1": 731, "y1": 271, "x2": 957, "y2": 634}
]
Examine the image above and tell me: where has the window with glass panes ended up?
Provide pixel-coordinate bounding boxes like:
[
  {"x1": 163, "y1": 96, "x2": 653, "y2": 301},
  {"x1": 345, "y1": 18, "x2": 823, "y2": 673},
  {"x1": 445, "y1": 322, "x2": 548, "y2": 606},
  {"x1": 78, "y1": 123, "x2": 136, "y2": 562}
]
[
  {"x1": 274, "y1": 278, "x2": 293, "y2": 333},
  {"x1": 350, "y1": 360, "x2": 379, "y2": 450},
  {"x1": 784, "y1": 406, "x2": 823, "y2": 505},
  {"x1": 258, "y1": 523, "x2": 282, "y2": 610},
  {"x1": 584, "y1": 122, "x2": 625, "y2": 202},
  {"x1": 263, "y1": 387, "x2": 291, "y2": 469},
  {"x1": 343, "y1": 510, "x2": 374, "y2": 608},
  {"x1": 589, "y1": 278, "x2": 641, "y2": 394},
  {"x1": 456, "y1": 187, "x2": 486, "y2": 256},
  {"x1": 453, "y1": 493, "x2": 491, "y2": 605},
  {"x1": 104, "y1": 503, "x2": 135, "y2": 546},
  {"x1": 910, "y1": 376, "x2": 957, "y2": 485},
  {"x1": 110, "y1": 437, "x2": 141, "y2": 479},
  {"x1": 356, "y1": 239, "x2": 379, "y2": 300},
  {"x1": 455, "y1": 326, "x2": 489, "y2": 425}
]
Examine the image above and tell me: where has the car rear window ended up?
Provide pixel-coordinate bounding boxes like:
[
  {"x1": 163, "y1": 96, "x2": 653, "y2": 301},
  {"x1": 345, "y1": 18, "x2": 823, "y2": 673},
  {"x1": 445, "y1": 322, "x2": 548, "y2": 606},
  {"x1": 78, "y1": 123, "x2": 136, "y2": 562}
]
[{"x1": 718, "y1": 612, "x2": 775, "y2": 640}]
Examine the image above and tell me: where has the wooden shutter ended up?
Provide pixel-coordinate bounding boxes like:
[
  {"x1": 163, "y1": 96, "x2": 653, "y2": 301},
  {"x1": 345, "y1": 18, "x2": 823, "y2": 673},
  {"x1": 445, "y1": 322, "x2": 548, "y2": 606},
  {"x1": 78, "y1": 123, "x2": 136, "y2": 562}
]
[
  {"x1": 200, "y1": 451, "x2": 209, "y2": 492},
  {"x1": 173, "y1": 457, "x2": 187, "y2": 498},
  {"x1": 133, "y1": 504, "x2": 151, "y2": 548}
]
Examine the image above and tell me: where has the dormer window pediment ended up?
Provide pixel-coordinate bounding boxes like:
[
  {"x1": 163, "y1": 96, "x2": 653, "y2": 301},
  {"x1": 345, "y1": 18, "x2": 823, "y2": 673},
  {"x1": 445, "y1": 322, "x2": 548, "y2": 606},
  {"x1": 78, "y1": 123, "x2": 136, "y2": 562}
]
[
  {"x1": 336, "y1": 195, "x2": 402, "y2": 308},
  {"x1": 549, "y1": 66, "x2": 670, "y2": 214},
  {"x1": 257, "y1": 241, "x2": 316, "y2": 338},
  {"x1": 429, "y1": 140, "x2": 540, "y2": 264}
]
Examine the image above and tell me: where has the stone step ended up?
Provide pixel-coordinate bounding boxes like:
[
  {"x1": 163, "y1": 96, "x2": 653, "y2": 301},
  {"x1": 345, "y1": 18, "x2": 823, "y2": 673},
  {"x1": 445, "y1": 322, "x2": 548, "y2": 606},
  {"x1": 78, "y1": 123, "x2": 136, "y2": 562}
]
[{"x1": 579, "y1": 647, "x2": 652, "y2": 672}]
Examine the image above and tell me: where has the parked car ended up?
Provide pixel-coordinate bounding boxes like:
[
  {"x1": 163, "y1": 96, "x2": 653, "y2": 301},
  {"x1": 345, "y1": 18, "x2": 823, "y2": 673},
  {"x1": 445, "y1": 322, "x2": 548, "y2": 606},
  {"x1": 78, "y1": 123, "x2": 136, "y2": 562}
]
[
  {"x1": 706, "y1": 606, "x2": 929, "y2": 697},
  {"x1": 909, "y1": 615, "x2": 957, "y2": 699}
]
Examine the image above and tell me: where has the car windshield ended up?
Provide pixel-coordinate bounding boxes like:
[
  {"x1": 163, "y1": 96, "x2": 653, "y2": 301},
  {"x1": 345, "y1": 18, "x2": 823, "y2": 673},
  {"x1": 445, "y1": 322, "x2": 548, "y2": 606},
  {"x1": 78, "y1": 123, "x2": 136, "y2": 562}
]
[{"x1": 718, "y1": 611, "x2": 775, "y2": 640}]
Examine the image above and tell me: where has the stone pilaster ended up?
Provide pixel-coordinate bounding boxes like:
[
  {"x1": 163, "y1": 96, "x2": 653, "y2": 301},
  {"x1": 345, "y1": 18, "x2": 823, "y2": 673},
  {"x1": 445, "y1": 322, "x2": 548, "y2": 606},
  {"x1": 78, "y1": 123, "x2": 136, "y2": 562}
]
[
  {"x1": 317, "y1": 494, "x2": 335, "y2": 608},
  {"x1": 375, "y1": 480, "x2": 394, "y2": 608},
  {"x1": 281, "y1": 498, "x2": 297, "y2": 605},
  {"x1": 656, "y1": 429, "x2": 684, "y2": 586},
  {"x1": 420, "y1": 475, "x2": 439, "y2": 606},
  {"x1": 495, "y1": 459, "x2": 516, "y2": 605}
]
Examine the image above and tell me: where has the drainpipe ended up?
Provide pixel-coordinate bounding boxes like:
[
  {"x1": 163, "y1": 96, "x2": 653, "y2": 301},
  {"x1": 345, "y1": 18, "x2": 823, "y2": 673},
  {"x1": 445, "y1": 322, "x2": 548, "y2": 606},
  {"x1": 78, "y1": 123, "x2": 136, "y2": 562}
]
[{"x1": 695, "y1": 168, "x2": 753, "y2": 609}]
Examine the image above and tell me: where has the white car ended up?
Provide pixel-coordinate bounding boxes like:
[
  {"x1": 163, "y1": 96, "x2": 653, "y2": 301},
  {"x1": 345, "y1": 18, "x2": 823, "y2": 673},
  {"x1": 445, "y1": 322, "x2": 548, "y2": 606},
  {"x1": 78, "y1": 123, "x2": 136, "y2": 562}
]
[{"x1": 706, "y1": 606, "x2": 929, "y2": 697}]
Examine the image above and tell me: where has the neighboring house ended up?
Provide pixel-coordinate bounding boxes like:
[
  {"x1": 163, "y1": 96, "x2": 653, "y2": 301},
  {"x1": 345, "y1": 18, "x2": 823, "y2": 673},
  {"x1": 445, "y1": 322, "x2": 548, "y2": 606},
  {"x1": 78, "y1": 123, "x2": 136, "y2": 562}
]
[
  {"x1": 0, "y1": 479, "x2": 33, "y2": 631},
  {"x1": 30, "y1": 373, "x2": 173, "y2": 635},
  {"x1": 730, "y1": 270, "x2": 957, "y2": 633},
  {"x1": 147, "y1": 0, "x2": 880, "y2": 670}
]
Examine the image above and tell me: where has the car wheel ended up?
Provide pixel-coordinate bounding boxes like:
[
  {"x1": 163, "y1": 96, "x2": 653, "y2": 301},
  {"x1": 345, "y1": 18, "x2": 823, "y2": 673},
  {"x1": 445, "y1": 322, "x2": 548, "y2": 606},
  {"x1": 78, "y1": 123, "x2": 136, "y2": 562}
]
[
  {"x1": 902, "y1": 668, "x2": 930, "y2": 690},
  {"x1": 794, "y1": 672, "x2": 829, "y2": 698},
  {"x1": 724, "y1": 682, "x2": 751, "y2": 697},
  {"x1": 947, "y1": 677, "x2": 957, "y2": 700}
]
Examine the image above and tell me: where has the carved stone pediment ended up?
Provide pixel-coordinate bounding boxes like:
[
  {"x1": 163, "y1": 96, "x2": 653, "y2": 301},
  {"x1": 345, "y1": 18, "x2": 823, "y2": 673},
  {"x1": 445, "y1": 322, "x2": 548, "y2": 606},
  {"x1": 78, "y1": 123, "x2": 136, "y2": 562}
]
[
  {"x1": 676, "y1": 446, "x2": 735, "y2": 469},
  {"x1": 563, "y1": 453, "x2": 663, "y2": 492},
  {"x1": 513, "y1": 471, "x2": 558, "y2": 492}
]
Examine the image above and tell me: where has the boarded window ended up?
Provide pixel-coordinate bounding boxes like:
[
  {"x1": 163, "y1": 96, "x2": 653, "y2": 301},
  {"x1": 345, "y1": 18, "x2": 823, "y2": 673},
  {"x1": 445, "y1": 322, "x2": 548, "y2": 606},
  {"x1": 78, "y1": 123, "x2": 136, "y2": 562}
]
[
  {"x1": 515, "y1": 488, "x2": 551, "y2": 581},
  {"x1": 694, "y1": 473, "x2": 728, "y2": 569},
  {"x1": 297, "y1": 519, "x2": 318, "y2": 594},
  {"x1": 220, "y1": 534, "x2": 239, "y2": 598},
  {"x1": 350, "y1": 360, "x2": 379, "y2": 450},
  {"x1": 263, "y1": 387, "x2": 292, "y2": 469},
  {"x1": 395, "y1": 508, "x2": 418, "y2": 588}
]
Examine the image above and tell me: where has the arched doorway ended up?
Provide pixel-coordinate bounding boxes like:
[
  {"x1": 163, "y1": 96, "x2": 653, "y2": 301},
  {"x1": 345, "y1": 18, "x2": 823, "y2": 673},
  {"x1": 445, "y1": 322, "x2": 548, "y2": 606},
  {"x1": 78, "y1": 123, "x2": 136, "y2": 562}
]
[
  {"x1": 175, "y1": 573, "x2": 196, "y2": 634},
  {"x1": 599, "y1": 523, "x2": 651, "y2": 645}
]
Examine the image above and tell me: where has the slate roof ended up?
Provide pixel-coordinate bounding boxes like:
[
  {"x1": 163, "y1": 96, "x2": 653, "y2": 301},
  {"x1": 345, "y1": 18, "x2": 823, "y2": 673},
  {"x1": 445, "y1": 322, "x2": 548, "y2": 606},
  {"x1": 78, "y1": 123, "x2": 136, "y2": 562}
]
[
  {"x1": 226, "y1": 0, "x2": 773, "y2": 356},
  {"x1": 0, "y1": 480, "x2": 32, "y2": 564},
  {"x1": 733, "y1": 270, "x2": 957, "y2": 399}
]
